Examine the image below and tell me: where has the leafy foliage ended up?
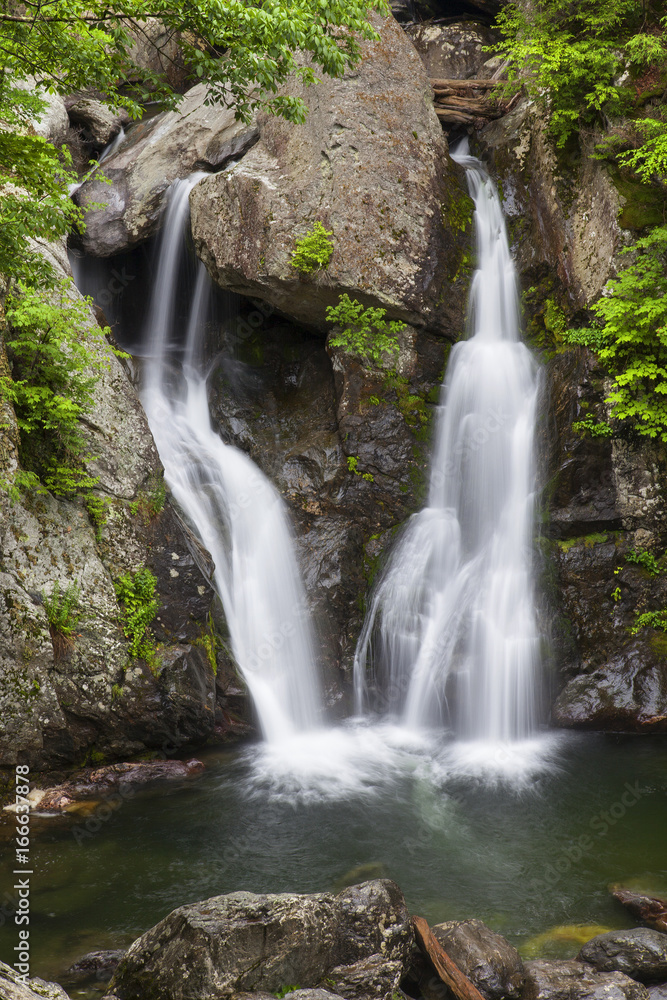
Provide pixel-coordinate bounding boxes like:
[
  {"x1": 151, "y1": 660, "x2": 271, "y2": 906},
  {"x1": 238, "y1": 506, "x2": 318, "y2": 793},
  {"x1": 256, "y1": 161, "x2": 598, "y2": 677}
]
[
  {"x1": 625, "y1": 548, "x2": 661, "y2": 575},
  {"x1": 631, "y1": 609, "x2": 667, "y2": 634},
  {"x1": 0, "y1": 280, "x2": 117, "y2": 495},
  {"x1": 114, "y1": 568, "x2": 159, "y2": 659},
  {"x1": 564, "y1": 226, "x2": 667, "y2": 440},
  {"x1": 327, "y1": 294, "x2": 404, "y2": 367},
  {"x1": 494, "y1": 0, "x2": 666, "y2": 145},
  {"x1": 347, "y1": 454, "x2": 374, "y2": 482},
  {"x1": 290, "y1": 221, "x2": 334, "y2": 274},
  {"x1": 42, "y1": 580, "x2": 82, "y2": 637},
  {"x1": 42, "y1": 580, "x2": 82, "y2": 657},
  {"x1": 572, "y1": 417, "x2": 614, "y2": 438}
]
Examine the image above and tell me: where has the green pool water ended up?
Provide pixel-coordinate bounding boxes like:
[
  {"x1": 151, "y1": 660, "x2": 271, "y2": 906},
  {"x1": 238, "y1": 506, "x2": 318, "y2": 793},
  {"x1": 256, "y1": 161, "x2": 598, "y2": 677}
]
[{"x1": 1, "y1": 727, "x2": 665, "y2": 991}]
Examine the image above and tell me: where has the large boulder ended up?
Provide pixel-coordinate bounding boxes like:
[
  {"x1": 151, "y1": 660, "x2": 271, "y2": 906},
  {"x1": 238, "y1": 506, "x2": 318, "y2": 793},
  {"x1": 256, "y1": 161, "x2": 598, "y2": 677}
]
[
  {"x1": 74, "y1": 83, "x2": 259, "y2": 256},
  {"x1": 405, "y1": 21, "x2": 499, "y2": 81},
  {"x1": 522, "y1": 960, "x2": 649, "y2": 1000},
  {"x1": 190, "y1": 12, "x2": 472, "y2": 338},
  {"x1": 103, "y1": 880, "x2": 413, "y2": 1000},
  {"x1": 430, "y1": 919, "x2": 524, "y2": 1000},
  {"x1": 578, "y1": 930, "x2": 667, "y2": 982},
  {"x1": 0, "y1": 961, "x2": 71, "y2": 1000}
]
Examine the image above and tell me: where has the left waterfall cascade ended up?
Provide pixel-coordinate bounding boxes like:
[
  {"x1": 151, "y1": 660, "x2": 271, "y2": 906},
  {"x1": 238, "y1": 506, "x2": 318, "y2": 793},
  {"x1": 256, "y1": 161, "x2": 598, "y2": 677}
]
[{"x1": 77, "y1": 174, "x2": 325, "y2": 744}]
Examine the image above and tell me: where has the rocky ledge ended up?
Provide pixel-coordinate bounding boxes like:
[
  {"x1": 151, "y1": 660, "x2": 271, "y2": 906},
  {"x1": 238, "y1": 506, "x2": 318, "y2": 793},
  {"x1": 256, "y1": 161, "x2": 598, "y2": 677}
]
[{"x1": 2, "y1": 882, "x2": 666, "y2": 1000}]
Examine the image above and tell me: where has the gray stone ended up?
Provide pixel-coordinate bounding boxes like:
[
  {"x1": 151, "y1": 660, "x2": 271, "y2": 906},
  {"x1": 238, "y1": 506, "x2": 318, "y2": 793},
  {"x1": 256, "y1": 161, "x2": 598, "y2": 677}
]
[
  {"x1": 578, "y1": 929, "x2": 667, "y2": 982},
  {"x1": 431, "y1": 919, "x2": 524, "y2": 1000},
  {"x1": 0, "y1": 961, "x2": 71, "y2": 1000},
  {"x1": 405, "y1": 21, "x2": 499, "y2": 81},
  {"x1": 14, "y1": 79, "x2": 69, "y2": 146},
  {"x1": 648, "y1": 986, "x2": 667, "y2": 1000},
  {"x1": 104, "y1": 880, "x2": 413, "y2": 1000},
  {"x1": 75, "y1": 82, "x2": 258, "y2": 256},
  {"x1": 523, "y1": 960, "x2": 649, "y2": 1000},
  {"x1": 324, "y1": 954, "x2": 403, "y2": 999},
  {"x1": 191, "y1": 12, "x2": 472, "y2": 339},
  {"x1": 68, "y1": 98, "x2": 127, "y2": 149},
  {"x1": 64, "y1": 949, "x2": 126, "y2": 983}
]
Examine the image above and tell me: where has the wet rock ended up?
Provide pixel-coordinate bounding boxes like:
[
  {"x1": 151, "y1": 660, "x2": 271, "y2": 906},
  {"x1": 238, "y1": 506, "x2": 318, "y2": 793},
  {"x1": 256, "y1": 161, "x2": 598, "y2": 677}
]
[
  {"x1": 405, "y1": 21, "x2": 499, "y2": 80},
  {"x1": 578, "y1": 929, "x2": 667, "y2": 982},
  {"x1": 103, "y1": 880, "x2": 412, "y2": 1000},
  {"x1": 522, "y1": 960, "x2": 649, "y2": 1000},
  {"x1": 0, "y1": 961, "x2": 71, "y2": 1000},
  {"x1": 74, "y1": 82, "x2": 259, "y2": 256},
  {"x1": 611, "y1": 889, "x2": 667, "y2": 934},
  {"x1": 191, "y1": 12, "x2": 472, "y2": 338},
  {"x1": 207, "y1": 311, "x2": 445, "y2": 684},
  {"x1": 31, "y1": 759, "x2": 205, "y2": 813},
  {"x1": 478, "y1": 103, "x2": 626, "y2": 309},
  {"x1": 65, "y1": 949, "x2": 126, "y2": 983},
  {"x1": 323, "y1": 954, "x2": 404, "y2": 999},
  {"x1": 67, "y1": 98, "x2": 128, "y2": 150},
  {"x1": 233, "y1": 993, "x2": 344, "y2": 1000},
  {"x1": 431, "y1": 919, "x2": 524, "y2": 1000}
]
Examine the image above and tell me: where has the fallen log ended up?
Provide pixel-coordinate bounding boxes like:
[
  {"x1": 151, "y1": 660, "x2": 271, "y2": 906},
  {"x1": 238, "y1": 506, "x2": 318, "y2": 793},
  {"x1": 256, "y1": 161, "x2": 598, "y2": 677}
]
[
  {"x1": 612, "y1": 888, "x2": 667, "y2": 933},
  {"x1": 434, "y1": 109, "x2": 478, "y2": 124},
  {"x1": 413, "y1": 915, "x2": 488, "y2": 1000},
  {"x1": 431, "y1": 78, "x2": 497, "y2": 91},
  {"x1": 435, "y1": 95, "x2": 498, "y2": 113}
]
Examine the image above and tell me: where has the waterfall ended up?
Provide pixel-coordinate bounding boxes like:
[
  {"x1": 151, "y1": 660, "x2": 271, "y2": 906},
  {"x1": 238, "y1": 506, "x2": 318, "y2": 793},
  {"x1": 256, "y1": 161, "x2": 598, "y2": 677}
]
[
  {"x1": 354, "y1": 144, "x2": 542, "y2": 742},
  {"x1": 139, "y1": 176, "x2": 323, "y2": 743}
]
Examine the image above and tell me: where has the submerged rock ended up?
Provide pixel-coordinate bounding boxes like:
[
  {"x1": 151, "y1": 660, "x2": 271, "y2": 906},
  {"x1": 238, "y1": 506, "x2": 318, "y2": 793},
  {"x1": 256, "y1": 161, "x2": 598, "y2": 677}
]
[
  {"x1": 578, "y1": 929, "x2": 667, "y2": 982},
  {"x1": 191, "y1": 12, "x2": 472, "y2": 338},
  {"x1": 64, "y1": 949, "x2": 127, "y2": 984},
  {"x1": 74, "y1": 82, "x2": 259, "y2": 256},
  {"x1": 522, "y1": 959, "x2": 649, "y2": 1000},
  {"x1": 103, "y1": 880, "x2": 412, "y2": 1000},
  {"x1": 24, "y1": 759, "x2": 205, "y2": 813},
  {"x1": 431, "y1": 919, "x2": 524, "y2": 1000}
]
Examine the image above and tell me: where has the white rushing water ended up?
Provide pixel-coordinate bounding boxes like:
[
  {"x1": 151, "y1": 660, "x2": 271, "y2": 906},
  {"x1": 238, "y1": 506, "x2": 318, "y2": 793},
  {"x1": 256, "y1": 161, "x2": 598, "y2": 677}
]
[
  {"x1": 354, "y1": 143, "x2": 542, "y2": 743},
  {"x1": 140, "y1": 176, "x2": 323, "y2": 743}
]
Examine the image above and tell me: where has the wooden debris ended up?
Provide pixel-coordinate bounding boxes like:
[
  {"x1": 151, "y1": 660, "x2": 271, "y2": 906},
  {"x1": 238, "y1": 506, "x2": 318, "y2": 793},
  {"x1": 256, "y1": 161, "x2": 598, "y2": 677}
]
[
  {"x1": 429, "y1": 77, "x2": 506, "y2": 126},
  {"x1": 612, "y1": 888, "x2": 667, "y2": 933},
  {"x1": 413, "y1": 915, "x2": 488, "y2": 1000}
]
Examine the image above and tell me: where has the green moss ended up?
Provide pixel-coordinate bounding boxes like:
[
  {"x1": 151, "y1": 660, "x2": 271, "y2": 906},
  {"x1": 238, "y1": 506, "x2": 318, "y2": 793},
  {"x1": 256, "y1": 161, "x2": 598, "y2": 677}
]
[
  {"x1": 556, "y1": 532, "x2": 609, "y2": 553},
  {"x1": 611, "y1": 168, "x2": 667, "y2": 230},
  {"x1": 649, "y1": 633, "x2": 667, "y2": 658},
  {"x1": 129, "y1": 473, "x2": 166, "y2": 524}
]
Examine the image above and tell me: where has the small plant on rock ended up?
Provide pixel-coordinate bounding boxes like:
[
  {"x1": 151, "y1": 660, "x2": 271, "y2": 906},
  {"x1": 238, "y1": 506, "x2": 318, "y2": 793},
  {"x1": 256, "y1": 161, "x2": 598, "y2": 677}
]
[
  {"x1": 327, "y1": 294, "x2": 404, "y2": 367},
  {"x1": 42, "y1": 581, "x2": 82, "y2": 658},
  {"x1": 114, "y1": 567, "x2": 159, "y2": 660},
  {"x1": 290, "y1": 221, "x2": 334, "y2": 274}
]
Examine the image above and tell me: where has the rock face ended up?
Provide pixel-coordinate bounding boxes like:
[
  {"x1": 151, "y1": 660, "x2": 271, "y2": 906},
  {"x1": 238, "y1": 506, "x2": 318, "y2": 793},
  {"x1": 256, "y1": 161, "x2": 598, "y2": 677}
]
[
  {"x1": 578, "y1": 930, "x2": 667, "y2": 982},
  {"x1": 74, "y1": 82, "x2": 259, "y2": 256},
  {"x1": 405, "y1": 21, "x2": 499, "y2": 80},
  {"x1": 206, "y1": 306, "x2": 446, "y2": 683},
  {"x1": 430, "y1": 919, "x2": 525, "y2": 1000},
  {"x1": 103, "y1": 880, "x2": 413, "y2": 1000},
  {"x1": 191, "y1": 12, "x2": 472, "y2": 338},
  {"x1": 522, "y1": 960, "x2": 649, "y2": 1000},
  {"x1": 67, "y1": 98, "x2": 128, "y2": 150},
  {"x1": 0, "y1": 244, "x2": 244, "y2": 771}
]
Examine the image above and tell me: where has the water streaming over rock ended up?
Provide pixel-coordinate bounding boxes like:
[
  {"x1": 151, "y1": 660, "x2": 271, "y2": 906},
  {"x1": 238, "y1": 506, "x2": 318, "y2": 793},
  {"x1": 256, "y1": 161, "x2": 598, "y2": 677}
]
[
  {"x1": 354, "y1": 145, "x2": 542, "y2": 742},
  {"x1": 140, "y1": 176, "x2": 323, "y2": 742}
]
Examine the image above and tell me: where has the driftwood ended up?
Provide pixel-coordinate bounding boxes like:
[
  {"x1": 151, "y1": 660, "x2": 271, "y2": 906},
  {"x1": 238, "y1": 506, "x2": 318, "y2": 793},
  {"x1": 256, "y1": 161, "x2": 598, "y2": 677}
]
[
  {"x1": 430, "y1": 78, "x2": 506, "y2": 125},
  {"x1": 413, "y1": 916, "x2": 488, "y2": 1000},
  {"x1": 612, "y1": 888, "x2": 667, "y2": 933},
  {"x1": 431, "y1": 78, "x2": 497, "y2": 91}
]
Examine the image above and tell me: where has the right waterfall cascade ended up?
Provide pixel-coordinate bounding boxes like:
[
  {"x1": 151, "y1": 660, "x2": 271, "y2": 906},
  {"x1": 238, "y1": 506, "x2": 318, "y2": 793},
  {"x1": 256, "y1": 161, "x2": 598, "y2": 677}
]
[{"x1": 354, "y1": 142, "x2": 543, "y2": 742}]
